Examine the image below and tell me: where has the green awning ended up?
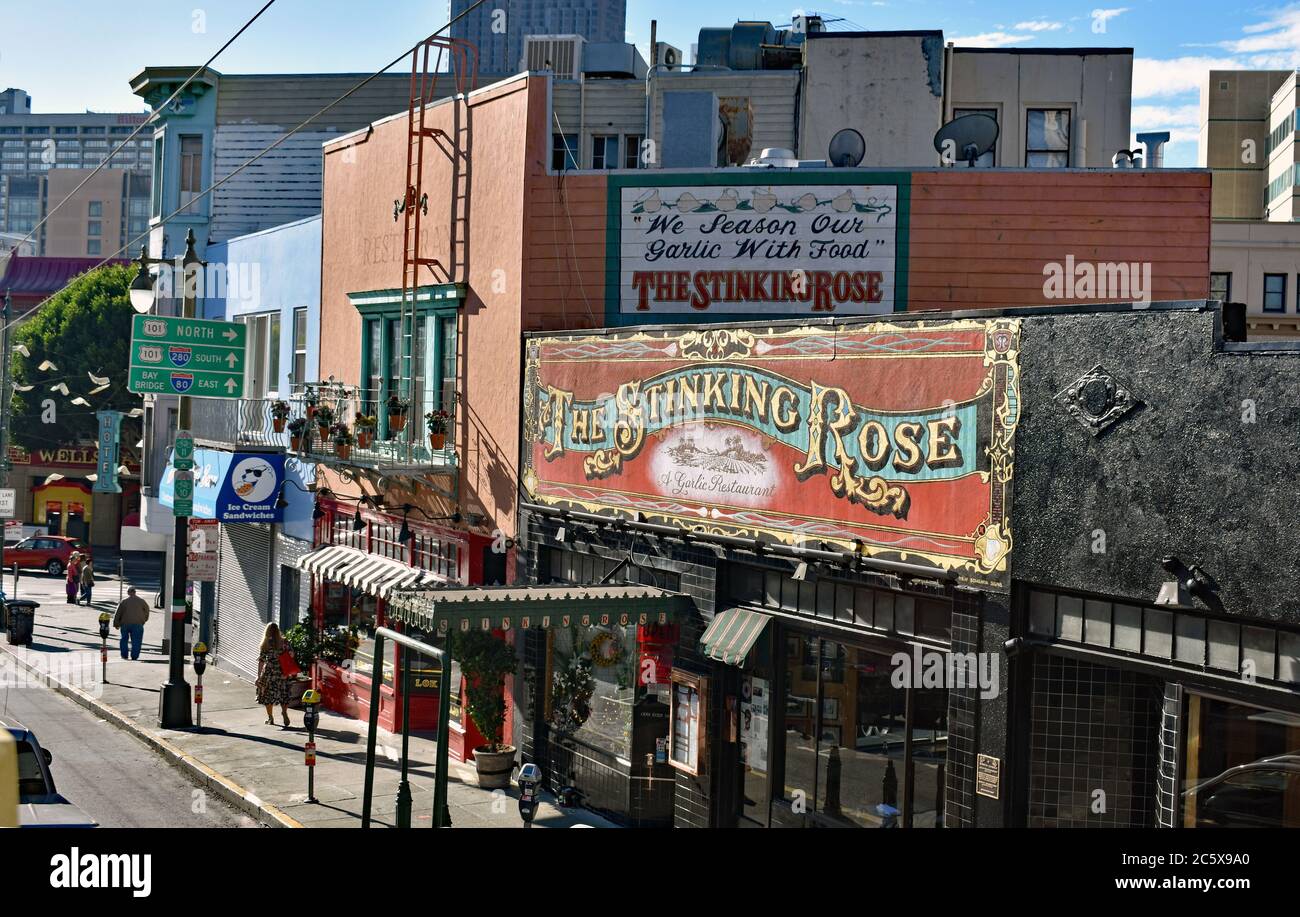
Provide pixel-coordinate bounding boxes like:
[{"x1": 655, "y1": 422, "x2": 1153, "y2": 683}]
[
  {"x1": 700, "y1": 608, "x2": 772, "y2": 666},
  {"x1": 386, "y1": 584, "x2": 686, "y2": 634}
]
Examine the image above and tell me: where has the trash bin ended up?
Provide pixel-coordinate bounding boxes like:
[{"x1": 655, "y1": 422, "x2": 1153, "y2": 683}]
[{"x1": 4, "y1": 600, "x2": 38, "y2": 646}]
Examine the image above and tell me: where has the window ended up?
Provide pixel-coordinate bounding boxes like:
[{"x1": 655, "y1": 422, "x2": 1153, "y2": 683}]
[
  {"x1": 591, "y1": 135, "x2": 619, "y2": 169},
  {"x1": 1183, "y1": 695, "x2": 1300, "y2": 828},
  {"x1": 1209, "y1": 272, "x2": 1231, "y2": 302},
  {"x1": 86, "y1": 220, "x2": 101, "y2": 237},
  {"x1": 1264, "y1": 273, "x2": 1287, "y2": 312},
  {"x1": 236, "y1": 312, "x2": 281, "y2": 399},
  {"x1": 953, "y1": 108, "x2": 998, "y2": 166},
  {"x1": 360, "y1": 305, "x2": 458, "y2": 443},
  {"x1": 179, "y1": 135, "x2": 203, "y2": 209},
  {"x1": 88, "y1": 200, "x2": 102, "y2": 217},
  {"x1": 291, "y1": 307, "x2": 308, "y2": 387},
  {"x1": 1026, "y1": 109, "x2": 1070, "y2": 167},
  {"x1": 551, "y1": 133, "x2": 577, "y2": 171},
  {"x1": 86, "y1": 240, "x2": 101, "y2": 255},
  {"x1": 151, "y1": 135, "x2": 164, "y2": 217},
  {"x1": 623, "y1": 134, "x2": 643, "y2": 169}
]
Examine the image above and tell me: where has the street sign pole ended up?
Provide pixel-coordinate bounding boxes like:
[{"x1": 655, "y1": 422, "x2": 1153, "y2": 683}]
[
  {"x1": 158, "y1": 230, "x2": 204, "y2": 730},
  {"x1": 0, "y1": 291, "x2": 11, "y2": 598}
]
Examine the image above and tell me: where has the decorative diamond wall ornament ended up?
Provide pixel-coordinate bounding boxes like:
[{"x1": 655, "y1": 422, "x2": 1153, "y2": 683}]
[{"x1": 1055, "y1": 364, "x2": 1142, "y2": 436}]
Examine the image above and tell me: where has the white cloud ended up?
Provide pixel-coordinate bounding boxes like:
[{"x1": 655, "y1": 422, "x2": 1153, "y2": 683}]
[
  {"x1": 950, "y1": 31, "x2": 1034, "y2": 47},
  {"x1": 1130, "y1": 103, "x2": 1202, "y2": 131},
  {"x1": 1132, "y1": 55, "x2": 1240, "y2": 98},
  {"x1": 1014, "y1": 20, "x2": 1063, "y2": 32},
  {"x1": 1091, "y1": 8, "x2": 1129, "y2": 29},
  {"x1": 1223, "y1": 7, "x2": 1300, "y2": 53}
]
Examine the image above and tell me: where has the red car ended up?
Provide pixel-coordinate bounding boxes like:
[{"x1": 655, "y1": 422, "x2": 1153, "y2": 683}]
[{"x1": 4, "y1": 536, "x2": 90, "y2": 576}]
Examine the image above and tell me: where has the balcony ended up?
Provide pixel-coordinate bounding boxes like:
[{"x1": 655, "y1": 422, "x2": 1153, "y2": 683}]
[{"x1": 188, "y1": 382, "x2": 456, "y2": 478}]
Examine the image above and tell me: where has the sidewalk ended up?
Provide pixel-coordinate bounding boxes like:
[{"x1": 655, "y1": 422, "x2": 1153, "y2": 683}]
[{"x1": 0, "y1": 569, "x2": 615, "y2": 829}]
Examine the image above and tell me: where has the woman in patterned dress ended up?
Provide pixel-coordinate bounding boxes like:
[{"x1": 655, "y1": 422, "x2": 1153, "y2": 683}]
[{"x1": 255, "y1": 622, "x2": 292, "y2": 727}]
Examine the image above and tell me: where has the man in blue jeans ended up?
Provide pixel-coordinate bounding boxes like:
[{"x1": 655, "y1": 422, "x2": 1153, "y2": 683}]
[{"x1": 112, "y1": 587, "x2": 151, "y2": 660}]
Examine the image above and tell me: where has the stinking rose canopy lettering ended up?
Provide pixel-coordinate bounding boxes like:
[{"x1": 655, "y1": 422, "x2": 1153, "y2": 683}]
[{"x1": 522, "y1": 320, "x2": 1021, "y2": 590}]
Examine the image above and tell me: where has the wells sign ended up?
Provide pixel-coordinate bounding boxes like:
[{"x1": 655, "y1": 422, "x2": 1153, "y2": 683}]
[
  {"x1": 607, "y1": 174, "x2": 907, "y2": 323},
  {"x1": 522, "y1": 319, "x2": 1020, "y2": 590}
]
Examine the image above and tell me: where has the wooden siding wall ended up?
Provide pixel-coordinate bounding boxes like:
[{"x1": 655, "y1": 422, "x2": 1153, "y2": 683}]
[
  {"x1": 523, "y1": 171, "x2": 607, "y2": 332},
  {"x1": 908, "y1": 170, "x2": 1210, "y2": 309},
  {"x1": 651, "y1": 72, "x2": 799, "y2": 166},
  {"x1": 551, "y1": 81, "x2": 648, "y2": 168}
]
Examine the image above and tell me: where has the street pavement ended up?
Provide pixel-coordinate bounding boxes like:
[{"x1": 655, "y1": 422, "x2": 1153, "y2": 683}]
[
  {"x1": 0, "y1": 672, "x2": 254, "y2": 827},
  {"x1": 0, "y1": 562, "x2": 616, "y2": 829}
]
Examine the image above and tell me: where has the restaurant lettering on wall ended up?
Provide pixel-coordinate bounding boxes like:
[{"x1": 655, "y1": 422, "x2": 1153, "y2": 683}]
[
  {"x1": 609, "y1": 175, "x2": 907, "y2": 319},
  {"x1": 523, "y1": 320, "x2": 1021, "y2": 590}
]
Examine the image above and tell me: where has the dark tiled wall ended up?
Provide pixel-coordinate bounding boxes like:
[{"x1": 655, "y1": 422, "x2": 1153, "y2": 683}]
[
  {"x1": 944, "y1": 597, "x2": 980, "y2": 827},
  {"x1": 1027, "y1": 654, "x2": 1163, "y2": 828}
]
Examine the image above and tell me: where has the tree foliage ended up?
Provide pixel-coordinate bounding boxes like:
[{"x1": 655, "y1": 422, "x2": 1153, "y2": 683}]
[{"x1": 10, "y1": 264, "x2": 140, "y2": 452}]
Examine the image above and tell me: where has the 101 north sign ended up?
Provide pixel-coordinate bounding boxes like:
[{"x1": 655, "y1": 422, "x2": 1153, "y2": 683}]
[
  {"x1": 522, "y1": 320, "x2": 1020, "y2": 590},
  {"x1": 127, "y1": 314, "x2": 246, "y2": 398},
  {"x1": 608, "y1": 174, "x2": 905, "y2": 321}
]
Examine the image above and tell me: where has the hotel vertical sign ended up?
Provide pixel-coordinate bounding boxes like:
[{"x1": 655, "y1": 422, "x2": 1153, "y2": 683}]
[
  {"x1": 607, "y1": 174, "x2": 907, "y2": 323},
  {"x1": 522, "y1": 319, "x2": 1020, "y2": 590}
]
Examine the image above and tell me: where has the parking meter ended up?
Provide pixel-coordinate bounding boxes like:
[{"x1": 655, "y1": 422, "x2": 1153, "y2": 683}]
[
  {"x1": 192, "y1": 642, "x2": 209, "y2": 727},
  {"x1": 97, "y1": 613, "x2": 110, "y2": 683},
  {"x1": 517, "y1": 762, "x2": 542, "y2": 826},
  {"x1": 302, "y1": 689, "x2": 321, "y2": 804}
]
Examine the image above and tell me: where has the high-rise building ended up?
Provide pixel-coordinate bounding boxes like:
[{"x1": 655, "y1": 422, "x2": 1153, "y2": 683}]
[
  {"x1": 449, "y1": 0, "x2": 627, "y2": 75},
  {"x1": 0, "y1": 88, "x2": 153, "y2": 256}
]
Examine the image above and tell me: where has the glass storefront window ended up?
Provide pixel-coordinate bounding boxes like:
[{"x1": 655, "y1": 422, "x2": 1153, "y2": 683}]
[
  {"x1": 549, "y1": 623, "x2": 638, "y2": 759},
  {"x1": 1183, "y1": 694, "x2": 1300, "y2": 828}
]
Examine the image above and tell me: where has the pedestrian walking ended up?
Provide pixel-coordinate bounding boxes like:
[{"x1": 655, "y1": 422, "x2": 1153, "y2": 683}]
[
  {"x1": 78, "y1": 557, "x2": 95, "y2": 605},
  {"x1": 65, "y1": 553, "x2": 81, "y2": 605},
  {"x1": 112, "y1": 586, "x2": 151, "y2": 660},
  {"x1": 255, "y1": 622, "x2": 293, "y2": 728}
]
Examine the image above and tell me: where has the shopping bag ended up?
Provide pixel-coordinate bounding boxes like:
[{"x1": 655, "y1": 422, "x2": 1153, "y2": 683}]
[{"x1": 278, "y1": 649, "x2": 302, "y2": 677}]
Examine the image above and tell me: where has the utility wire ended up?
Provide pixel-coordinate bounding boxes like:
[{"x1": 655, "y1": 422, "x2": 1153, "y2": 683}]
[
  {"x1": 2, "y1": 0, "x2": 490, "y2": 339},
  {"x1": 9, "y1": 0, "x2": 279, "y2": 256}
]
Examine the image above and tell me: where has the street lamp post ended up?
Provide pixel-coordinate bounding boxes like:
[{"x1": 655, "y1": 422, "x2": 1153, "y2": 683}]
[{"x1": 132, "y1": 229, "x2": 205, "y2": 729}]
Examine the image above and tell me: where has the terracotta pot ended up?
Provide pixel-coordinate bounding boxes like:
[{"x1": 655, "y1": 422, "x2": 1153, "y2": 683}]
[
  {"x1": 306, "y1": 405, "x2": 316, "y2": 421},
  {"x1": 318, "y1": 424, "x2": 330, "y2": 441},
  {"x1": 356, "y1": 430, "x2": 372, "y2": 449},
  {"x1": 335, "y1": 443, "x2": 352, "y2": 461},
  {"x1": 472, "y1": 746, "x2": 517, "y2": 790},
  {"x1": 429, "y1": 432, "x2": 446, "y2": 450},
  {"x1": 388, "y1": 412, "x2": 407, "y2": 433},
  {"x1": 273, "y1": 416, "x2": 286, "y2": 433},
  {"x1": 290, "y1": 435, "x2": 302, "y2": 451}
]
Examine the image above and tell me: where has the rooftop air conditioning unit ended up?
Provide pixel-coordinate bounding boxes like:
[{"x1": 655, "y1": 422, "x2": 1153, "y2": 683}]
[
  {"x1": 656, "y1": 42, "x2": 684, "y2": 71},
  {"x1": 524, "y1": 35, "x2": 585, "y2": 80}
]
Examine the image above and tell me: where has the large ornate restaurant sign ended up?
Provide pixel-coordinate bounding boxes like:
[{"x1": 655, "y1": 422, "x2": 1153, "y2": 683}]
[
  {"x1": 606, "y1": 174, "x2": 907, "y2": 323},
  {"x1": 522, "y1": 319, "x2": 1021, "y2": 590}
]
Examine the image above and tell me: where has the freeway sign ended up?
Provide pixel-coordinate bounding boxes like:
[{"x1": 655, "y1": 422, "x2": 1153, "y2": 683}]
[
  {"x1": 173, "y1": 431, "x2": 194, "y2": 470},
  {"x1": 128, "y1": 314, "x2": 246, "y2": 399},
  {"x1": 173, "y1": 469, "x2": 194, "y2": 517}
]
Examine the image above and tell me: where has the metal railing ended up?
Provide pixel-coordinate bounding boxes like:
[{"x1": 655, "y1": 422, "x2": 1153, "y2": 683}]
[{"x1": 188, "y1": 381, "x2": 456, "y2": 473}]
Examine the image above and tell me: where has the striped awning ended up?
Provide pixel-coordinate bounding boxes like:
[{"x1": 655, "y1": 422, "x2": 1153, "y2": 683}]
[
  {"x1": 700, "y1": 608, "x2": 772, "y2": 666},
  {"x1": 298, "y1": 545, "x2": 448, "y2": 600},
  {"x1": 386, "y1": 583, "x2": 686, "y2": 633}
]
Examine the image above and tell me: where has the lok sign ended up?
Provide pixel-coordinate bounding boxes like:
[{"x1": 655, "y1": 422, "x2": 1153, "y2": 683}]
[
  {"x1": 522, "y1": 320, "x2": 1021, "y2": 590},
  {"x1": 127, "y1": 314, "x2": 246, "y2": 398}
]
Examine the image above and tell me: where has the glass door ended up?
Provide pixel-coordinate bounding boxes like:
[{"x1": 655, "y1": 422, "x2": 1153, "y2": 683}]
[{"x1": 739, "y1": 629, "x2": 773, "y2": 826}]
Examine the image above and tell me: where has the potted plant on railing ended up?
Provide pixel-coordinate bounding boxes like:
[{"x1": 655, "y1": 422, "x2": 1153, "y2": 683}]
[
  {"x1": 270, "y1": 400, "x2": 291, "y2": 433},
  {"x1": 386, "y1": 395, "x2": 409, "y2": 435},
  {"x1": 287, "y1": 417, "x2": 309, "y2": 451},
  {"x1": 425, "y1": 408, "x2": 450, "y2": 451},
  {"x1": 303, "y1": 385, "x2": 319, "y2": 423},
  {"x1": 450, "y1": 629, "x2": 518, "y2": 790},
  {"x1": 354, "y1": 415, "x2": 377, "y2": 450},
  {"x1": 331, "y1": 422, "x2": 354, "y2": 461},
  {"x1": 314, "y1": 404, "x2": 335, "y2": 442}
]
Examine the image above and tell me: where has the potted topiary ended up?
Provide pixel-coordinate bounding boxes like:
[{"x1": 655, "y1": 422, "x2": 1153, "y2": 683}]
[
  {"x1": 314, "y1": 404, "x2": 335, "y2": 442},
  {"x1": 354, "y1": 414, "x2": 377, "y2": 449},
  {"x1": 281, "y1": 615, "x2": 319, "y2": 708},
  {"x1": 287, "y1": 417, "x2": 308, "y2": 451},
  {"x1": 331, "y1": 422, "x2": 354, "y2": 460},
  {"x1": 270, "y1": 400, "x2": 292, "y2": 433},
  {"x1": 425, "y1": 408, "x2": 450, "y2": 450},
  {"x1": 451, "y1": 629, "x2": 517, "y2": 789},
  {"x1": 386, "y1": 395, "x2": 409, "y2": 434}
]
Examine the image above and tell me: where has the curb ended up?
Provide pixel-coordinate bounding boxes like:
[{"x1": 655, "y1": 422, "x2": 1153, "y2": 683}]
[{"x1": 0, "y1": 643, "x2": 303, "y2": 828}]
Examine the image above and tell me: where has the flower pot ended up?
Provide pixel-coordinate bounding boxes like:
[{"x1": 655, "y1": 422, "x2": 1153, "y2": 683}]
[
  {"x1": 429, "y1": 432, "x2": 446, "y2": 450},
  {"x1": 318, "y1": 425, "x2": 330, "y2": 442},
  {"x1": 290, "y1": 435, "x2": 302, "y2": 451},
  {"x1": 388, "y1": 412, "x2": 407, "y2": 433},
  {"x1": 471, "y1": 745, "x2": 517, "y2": 790},
  {"x1": 306, "y1": 405, "x2": 316, "y2": 422},
  {"x1": 356, "y1": 430, "x2": 372, "y2": 449},
  {"x1": 273, "y1": 416, "x2": 286, "y2": 433},
  {"x1": 335, "y1": 442, "x2": 352, "y2": 460}
]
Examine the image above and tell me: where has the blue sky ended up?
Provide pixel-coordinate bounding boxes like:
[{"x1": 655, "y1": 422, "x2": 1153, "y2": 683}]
[{"x1": 3, "y1": 1, "x2": 1299, "y2": 167}]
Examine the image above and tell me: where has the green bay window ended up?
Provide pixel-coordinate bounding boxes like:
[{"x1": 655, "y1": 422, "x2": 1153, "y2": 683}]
[{"x1": 350, "y1": 284, "x2": 463, "y2": 445}]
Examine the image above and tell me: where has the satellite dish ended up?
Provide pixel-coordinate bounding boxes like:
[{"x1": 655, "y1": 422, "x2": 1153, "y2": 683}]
[
  {"x1": 828, "y1": 128, "x2": 865, "y2": 167},
  {"x1": 933, "y1": 113, "x2": 999, "y2": 167}
]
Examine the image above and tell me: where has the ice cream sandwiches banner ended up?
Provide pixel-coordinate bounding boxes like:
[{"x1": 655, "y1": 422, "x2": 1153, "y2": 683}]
[
  {"x1": 522, "y1": 320, "x2": 1021, "y2": 590},
  {"x1": 160, "y1": 448, "x2": 284, "y2": 523}
]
